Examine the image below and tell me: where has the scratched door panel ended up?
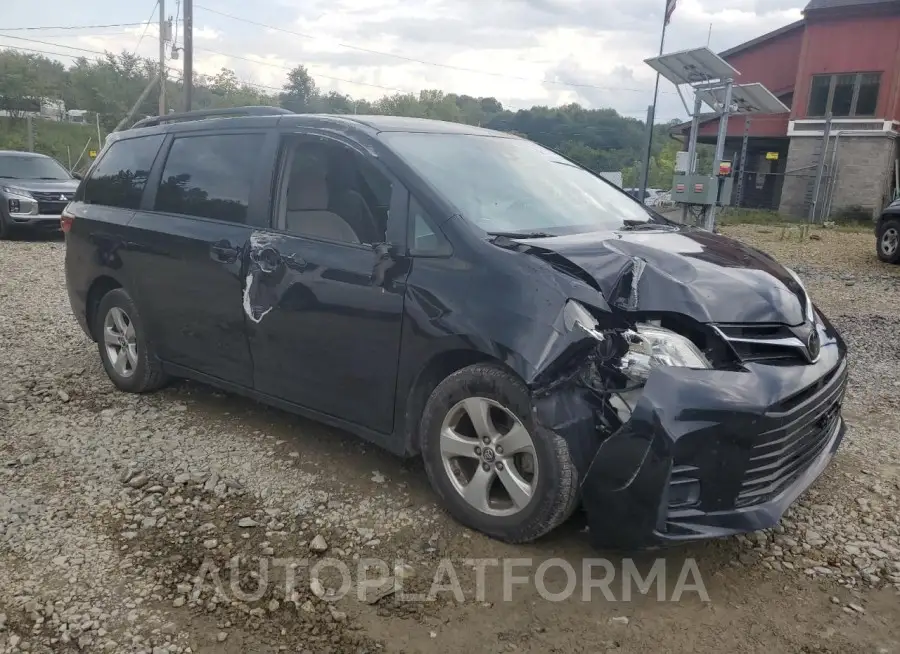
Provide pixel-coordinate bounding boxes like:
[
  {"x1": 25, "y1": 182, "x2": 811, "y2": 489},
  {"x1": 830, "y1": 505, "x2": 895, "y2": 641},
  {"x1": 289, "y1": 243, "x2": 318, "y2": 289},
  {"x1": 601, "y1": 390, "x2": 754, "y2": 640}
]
[{"x1": 245, "y1": 230, "x2": 406, "y2": 433}]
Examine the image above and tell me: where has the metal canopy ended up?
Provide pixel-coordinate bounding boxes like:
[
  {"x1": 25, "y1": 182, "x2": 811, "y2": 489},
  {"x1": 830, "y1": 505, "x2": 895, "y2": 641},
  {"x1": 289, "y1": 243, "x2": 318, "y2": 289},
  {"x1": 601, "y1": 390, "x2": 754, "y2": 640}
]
[
  {"x1": 644, "y1": 47, "x2": 739, "y2": 87},
  {"x1": 697, "y1": 82, "x2": 789, "y2": 114}
]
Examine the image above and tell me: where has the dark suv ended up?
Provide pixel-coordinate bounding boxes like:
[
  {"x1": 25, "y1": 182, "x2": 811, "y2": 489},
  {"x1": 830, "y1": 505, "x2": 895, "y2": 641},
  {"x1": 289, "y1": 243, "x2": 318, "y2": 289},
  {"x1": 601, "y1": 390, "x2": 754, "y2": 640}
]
[
  {"x1": 64, "y1": 107, "x2": 848, "y2": 549},
  {"x1": 876, "y1": 197, "x2": 900, "y2": 263},
  {"x1": 0, "y1": 150, "x2": 79, "y2": 238}
]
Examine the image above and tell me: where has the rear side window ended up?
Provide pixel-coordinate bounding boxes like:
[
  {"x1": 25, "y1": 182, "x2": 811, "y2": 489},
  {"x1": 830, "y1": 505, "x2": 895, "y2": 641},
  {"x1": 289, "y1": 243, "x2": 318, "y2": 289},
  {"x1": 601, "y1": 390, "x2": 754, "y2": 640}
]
[
  {"x1": 82, "y1": 135, "x2": 164, "y2": 209},
  {"x1": 153, "y1": 133, "x2": 265, "y2": 223}
]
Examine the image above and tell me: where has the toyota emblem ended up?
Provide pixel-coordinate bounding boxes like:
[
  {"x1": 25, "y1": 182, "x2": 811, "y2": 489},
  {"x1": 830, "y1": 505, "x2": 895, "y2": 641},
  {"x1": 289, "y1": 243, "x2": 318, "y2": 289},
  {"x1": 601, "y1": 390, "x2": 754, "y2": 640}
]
[{"x1": 806, "y1": 328, "x2": 821, "y2": 362}]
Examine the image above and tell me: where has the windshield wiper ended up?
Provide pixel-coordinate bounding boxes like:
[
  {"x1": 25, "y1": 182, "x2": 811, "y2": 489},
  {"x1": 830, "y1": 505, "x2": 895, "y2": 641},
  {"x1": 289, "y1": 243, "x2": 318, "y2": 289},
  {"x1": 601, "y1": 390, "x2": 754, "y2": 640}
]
[
  {"x1": 37, "y1": 177, "x2": 66, "y2": 180},
  {"x1": 488, "y1": 231, "x2": 556, "y2": 239}
]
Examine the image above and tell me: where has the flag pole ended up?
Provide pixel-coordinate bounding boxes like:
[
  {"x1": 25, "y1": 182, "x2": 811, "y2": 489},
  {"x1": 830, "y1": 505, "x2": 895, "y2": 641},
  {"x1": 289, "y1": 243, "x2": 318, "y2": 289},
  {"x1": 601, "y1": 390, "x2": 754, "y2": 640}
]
[{"x1": 638, "y1": 6, "x2": 671, "y2": 201}]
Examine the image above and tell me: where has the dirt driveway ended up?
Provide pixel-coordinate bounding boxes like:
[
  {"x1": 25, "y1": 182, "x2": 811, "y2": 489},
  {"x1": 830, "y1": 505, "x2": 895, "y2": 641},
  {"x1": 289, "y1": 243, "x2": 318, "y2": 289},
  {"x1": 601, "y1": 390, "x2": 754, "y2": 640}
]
[{"x1": 1, "y1": 225, "x2": 899, "y2": 654}]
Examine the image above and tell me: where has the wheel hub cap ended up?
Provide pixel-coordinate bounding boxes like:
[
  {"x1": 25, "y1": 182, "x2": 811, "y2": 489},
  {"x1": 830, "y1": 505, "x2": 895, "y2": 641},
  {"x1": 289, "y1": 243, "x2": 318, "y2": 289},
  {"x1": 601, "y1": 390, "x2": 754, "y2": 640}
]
[
  {"x1": 882, "y1": 227, "x2": 899, "y2": 256},
  {"x1": 103, "y1": 306, "x2": 138, "y2": 379},
  {"x1": 439, "y1": 397, "x2": 538, "y2": 517}
]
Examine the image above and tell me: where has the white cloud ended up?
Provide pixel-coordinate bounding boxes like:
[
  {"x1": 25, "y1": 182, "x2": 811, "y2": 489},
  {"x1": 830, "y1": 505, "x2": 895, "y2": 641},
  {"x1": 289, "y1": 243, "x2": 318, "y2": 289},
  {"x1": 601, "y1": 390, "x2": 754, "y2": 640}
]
[
  {"x1": 0, "y1": 0, "x2": 809, "y2": 120},
  {"x1": 193, "y1": 26, "x2": 221, "y2": 41}
]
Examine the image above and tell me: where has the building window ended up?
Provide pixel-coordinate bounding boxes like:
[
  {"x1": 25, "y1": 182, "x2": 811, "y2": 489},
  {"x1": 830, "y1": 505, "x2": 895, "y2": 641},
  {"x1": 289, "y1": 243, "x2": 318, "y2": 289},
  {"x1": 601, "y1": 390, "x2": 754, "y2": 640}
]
[{"x1": 807, "y1": 72, "x2": 881, "y2": 118}]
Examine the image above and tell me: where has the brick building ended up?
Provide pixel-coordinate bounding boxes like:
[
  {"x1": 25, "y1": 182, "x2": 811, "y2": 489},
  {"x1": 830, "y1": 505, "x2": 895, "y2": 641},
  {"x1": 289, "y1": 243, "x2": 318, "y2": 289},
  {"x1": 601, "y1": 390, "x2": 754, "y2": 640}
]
[{"x1": 679, "y1": 0, "x2": 900, "y2": 219}]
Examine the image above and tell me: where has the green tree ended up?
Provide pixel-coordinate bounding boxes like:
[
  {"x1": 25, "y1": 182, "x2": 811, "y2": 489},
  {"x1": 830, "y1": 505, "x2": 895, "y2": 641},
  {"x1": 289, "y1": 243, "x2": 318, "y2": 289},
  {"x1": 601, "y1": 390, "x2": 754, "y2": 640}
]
[
  {"x1": 280, "y1": 65, "x2": 317, "y2": 113},
  {"x1": 0, "y1": 46, "x2": 690, "y2": 186}
]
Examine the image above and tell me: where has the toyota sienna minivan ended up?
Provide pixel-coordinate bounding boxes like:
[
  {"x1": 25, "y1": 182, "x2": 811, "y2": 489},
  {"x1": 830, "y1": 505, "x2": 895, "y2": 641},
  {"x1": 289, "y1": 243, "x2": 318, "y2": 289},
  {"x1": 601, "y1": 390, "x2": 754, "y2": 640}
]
[{"x1": 64, "y1": 107, "x2": 848, "y2": 549}]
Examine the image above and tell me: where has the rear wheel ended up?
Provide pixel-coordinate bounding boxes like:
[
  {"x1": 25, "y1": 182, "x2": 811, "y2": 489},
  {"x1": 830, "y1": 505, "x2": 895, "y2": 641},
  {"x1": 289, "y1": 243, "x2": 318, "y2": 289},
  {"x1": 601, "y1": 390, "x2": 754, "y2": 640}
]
[
  {"x1": 94, "y1": 288, "x2": 168, "y2": 393},
  {"x1": 877, "y1": 217, "x2": 900, "y2": 264},
  {"x1": 420, "y1": 363, "x2": 578, "y2": 543}
]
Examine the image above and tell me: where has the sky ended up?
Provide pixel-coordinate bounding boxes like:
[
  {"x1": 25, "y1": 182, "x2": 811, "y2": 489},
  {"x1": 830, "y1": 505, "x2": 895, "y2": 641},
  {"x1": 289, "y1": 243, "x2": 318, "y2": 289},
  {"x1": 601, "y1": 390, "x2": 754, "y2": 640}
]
[{"x1": 2, "y1": 0, "x2": 805, "y2": 122}]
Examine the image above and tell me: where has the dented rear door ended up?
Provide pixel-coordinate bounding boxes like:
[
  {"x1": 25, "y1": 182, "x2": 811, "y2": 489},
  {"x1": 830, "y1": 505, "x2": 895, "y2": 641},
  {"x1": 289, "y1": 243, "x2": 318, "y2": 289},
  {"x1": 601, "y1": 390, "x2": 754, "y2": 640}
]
[
  {"x1": 244, "y1": 230, "x2": 407, "y2": 433},
  {"x1": 129, "y1": 126, "x2": 279, "y2": 387}
]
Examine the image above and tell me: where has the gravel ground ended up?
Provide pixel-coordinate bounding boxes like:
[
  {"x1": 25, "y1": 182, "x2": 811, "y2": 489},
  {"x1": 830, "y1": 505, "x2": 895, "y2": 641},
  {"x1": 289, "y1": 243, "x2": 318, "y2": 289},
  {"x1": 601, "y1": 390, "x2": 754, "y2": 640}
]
[{"x1": 1, "y1": 226, "x2": 899, "y2": 654}]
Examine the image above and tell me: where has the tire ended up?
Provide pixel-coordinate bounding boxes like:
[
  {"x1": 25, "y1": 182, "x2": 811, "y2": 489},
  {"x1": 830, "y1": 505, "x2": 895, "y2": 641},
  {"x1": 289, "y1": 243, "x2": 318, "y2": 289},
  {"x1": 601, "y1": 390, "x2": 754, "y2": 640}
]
[
  {"x1": 420, "y1": 363, "x2": 578, "y2": 544},
  {"x1": 93, "y1": 288, "x2": 168, "y2": 393},
  {"x1": 0, "y1": 214, "x2": 10, "y2": 240},
  {"x1": 876, "y1": 217, "x2": 900, "y2": 264}
]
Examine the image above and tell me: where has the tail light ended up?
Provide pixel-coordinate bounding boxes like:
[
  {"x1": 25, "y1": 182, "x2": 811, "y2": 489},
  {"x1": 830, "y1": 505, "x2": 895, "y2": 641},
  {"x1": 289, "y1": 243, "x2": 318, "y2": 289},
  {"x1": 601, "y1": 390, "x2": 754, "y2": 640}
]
[{"x1": 60, "y1": 209, "x2": 75, "y2": 233}]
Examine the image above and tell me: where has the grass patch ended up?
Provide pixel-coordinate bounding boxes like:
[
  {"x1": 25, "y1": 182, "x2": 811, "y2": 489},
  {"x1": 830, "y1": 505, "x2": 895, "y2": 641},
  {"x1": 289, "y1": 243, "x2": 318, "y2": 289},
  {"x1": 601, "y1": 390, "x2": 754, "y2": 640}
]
[
  {"x1": 715, "y1": 207, "x2": 874, "y2": 232},
  {"x1": 0, "y1": 117, "x2": 98, "y2": 173}
]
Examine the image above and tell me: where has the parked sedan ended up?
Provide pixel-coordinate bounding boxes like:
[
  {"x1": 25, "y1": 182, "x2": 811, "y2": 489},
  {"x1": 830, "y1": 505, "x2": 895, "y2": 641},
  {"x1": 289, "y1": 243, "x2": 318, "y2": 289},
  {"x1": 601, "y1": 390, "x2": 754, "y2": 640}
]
[
  {"x1": 64, "y1": 108, "x2": 848, "y2": 549},
  {"x1": 0, "y1": 150, "x2": 79, "y2": 239}
]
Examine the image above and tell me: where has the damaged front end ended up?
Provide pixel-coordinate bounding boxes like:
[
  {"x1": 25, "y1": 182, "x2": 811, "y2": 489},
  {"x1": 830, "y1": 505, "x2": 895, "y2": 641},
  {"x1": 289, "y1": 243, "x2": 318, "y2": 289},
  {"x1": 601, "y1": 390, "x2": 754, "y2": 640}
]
[{"x1": 526, "y1": 269, "x2": 847, "y2": 551}]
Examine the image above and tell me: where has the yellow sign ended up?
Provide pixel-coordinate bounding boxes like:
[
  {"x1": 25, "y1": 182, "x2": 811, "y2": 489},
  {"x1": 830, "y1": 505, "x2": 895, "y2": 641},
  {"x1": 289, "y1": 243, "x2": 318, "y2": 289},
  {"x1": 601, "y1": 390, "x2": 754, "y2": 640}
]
[
  {"x1": 89, "y1": 150, "x2": 97, "y2": 158},
  {"x1": 766, "y1": 152, "x2": 779, "y2": 161}
]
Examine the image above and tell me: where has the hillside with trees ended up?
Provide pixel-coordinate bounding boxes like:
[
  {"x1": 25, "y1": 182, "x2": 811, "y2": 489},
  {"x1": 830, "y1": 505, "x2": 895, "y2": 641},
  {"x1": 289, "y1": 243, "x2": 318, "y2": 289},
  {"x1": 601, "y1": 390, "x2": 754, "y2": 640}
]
[{"x1": 0, "y1": 49, "x2": 692, "y2": 185}]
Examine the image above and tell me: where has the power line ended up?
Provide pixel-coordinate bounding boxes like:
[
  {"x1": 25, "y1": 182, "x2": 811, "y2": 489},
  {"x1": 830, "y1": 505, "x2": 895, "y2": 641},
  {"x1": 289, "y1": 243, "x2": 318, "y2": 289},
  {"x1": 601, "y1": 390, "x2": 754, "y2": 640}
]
[
  {"x1": 133, "y1": 0, "x2": 160, "y2": 54},
  {"x1": 0, "y1": 44, "x2": 655, "y2": 122},
  {"x1": 193, "y1": 4, "x2": 667, "y2": 96},
  {"x1": 0, "y1": 44, "x2": 87, "y2": 60},
  {"x1": 0, "y1": 22, "x2": 148, "y2": 31},
  {"x1": 0, "y1": 34, "x2": 110, "y2": 56},
  {"x1": 195, "y1": 45, "x2": 412, "y2": 94}
]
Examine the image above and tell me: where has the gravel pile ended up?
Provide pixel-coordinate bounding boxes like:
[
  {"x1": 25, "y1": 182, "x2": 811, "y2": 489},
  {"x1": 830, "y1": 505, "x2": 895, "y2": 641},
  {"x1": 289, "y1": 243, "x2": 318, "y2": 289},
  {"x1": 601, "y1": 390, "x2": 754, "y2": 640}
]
[
  {"x1": 0, "y1": 240, "x2": 446, "y2": 652},
  {"x1": 1, "y1": 228, "x2": 899, "y2": 652},
  {"x1": 721, "y1": 226, "x2": 900, "y2": 593}
]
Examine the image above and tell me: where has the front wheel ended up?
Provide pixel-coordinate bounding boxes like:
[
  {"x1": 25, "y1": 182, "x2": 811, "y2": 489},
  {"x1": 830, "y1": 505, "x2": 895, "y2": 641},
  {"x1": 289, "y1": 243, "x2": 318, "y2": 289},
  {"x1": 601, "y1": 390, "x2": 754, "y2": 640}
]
[
  {"x1": 877, "y1": 217, "x2": 900, "y2": 264},
  {"x1": 420, "y1": 363, "x2": 578, "y2": 543},
  {"x1": 94, "y1": 288, "x2": 169, "y2": 393}
]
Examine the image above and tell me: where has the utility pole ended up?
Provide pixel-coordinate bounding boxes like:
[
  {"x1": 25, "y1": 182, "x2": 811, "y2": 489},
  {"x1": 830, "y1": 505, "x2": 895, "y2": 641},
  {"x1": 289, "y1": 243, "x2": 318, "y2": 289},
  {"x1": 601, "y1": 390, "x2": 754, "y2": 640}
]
[
  {"x1": 705, "y1": 78, "x2": 734, "y2": 231},
  {"x1": 808, "y1": 112, "x2": 832, "y2": 224},
  {"x1": 736, "y1": 116, "x2": 751, "y2": 207},
  {"x1": 637, "y1": 104, "x2": 654, "y2": 198},
  {"x1": 159, "y1": 0, "x2": 167, "y2": 116},
  {"x1": 638, "y1": 5, "x2": 672, "y2": 202},
  {"x1": 114, "y1": 75, "x2": 161, "y2": 132},
  {"x1": 184, "y1": 0, "x2": 193, "y2": 111},
  {"x1": 26, "y1": 115, "x2": 34, "y2": 151}
]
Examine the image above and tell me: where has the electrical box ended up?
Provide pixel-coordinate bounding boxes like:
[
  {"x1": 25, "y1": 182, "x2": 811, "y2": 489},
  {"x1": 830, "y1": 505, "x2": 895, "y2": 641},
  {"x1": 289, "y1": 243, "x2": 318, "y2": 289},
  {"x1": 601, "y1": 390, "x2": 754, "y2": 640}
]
[{"x1": 671, "y1": 174, "x2": 733, "y2": 206}]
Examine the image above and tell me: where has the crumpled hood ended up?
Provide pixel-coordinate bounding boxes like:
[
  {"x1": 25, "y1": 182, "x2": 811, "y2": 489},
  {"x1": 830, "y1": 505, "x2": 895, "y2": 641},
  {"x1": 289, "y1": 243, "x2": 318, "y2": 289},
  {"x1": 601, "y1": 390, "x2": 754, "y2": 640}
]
[{"x1": 516, "y1": 226, "x2": 809, "y2": 325}]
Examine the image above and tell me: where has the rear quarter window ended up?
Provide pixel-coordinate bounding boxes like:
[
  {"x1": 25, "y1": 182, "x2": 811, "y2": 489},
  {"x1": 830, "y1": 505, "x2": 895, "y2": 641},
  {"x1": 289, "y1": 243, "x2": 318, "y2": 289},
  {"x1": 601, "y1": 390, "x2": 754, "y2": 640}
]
[
  {"x1": 153, "y1": 133, "x2": 265, "y2": 224},
  {"x1": 81, "y1": 134, "x2": 164, "y2": 209}
]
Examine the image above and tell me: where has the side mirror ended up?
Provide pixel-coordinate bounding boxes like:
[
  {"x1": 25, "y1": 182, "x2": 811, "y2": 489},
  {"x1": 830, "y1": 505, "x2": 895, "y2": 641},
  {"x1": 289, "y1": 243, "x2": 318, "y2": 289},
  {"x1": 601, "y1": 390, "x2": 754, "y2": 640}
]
[{"x1": 72, "y1": 172, "x2": 83, "y2": 180}]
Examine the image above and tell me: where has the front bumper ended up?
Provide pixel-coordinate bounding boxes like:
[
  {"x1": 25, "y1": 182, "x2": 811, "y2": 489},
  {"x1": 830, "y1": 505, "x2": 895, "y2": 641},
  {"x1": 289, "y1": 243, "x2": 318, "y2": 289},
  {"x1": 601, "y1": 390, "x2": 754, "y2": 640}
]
[
  {"x1": 551, "y1": 330, "x2": 848, "y2": 550},
  {"x1": 8, "y1": 213, "x2": 63, "y2": 228}
]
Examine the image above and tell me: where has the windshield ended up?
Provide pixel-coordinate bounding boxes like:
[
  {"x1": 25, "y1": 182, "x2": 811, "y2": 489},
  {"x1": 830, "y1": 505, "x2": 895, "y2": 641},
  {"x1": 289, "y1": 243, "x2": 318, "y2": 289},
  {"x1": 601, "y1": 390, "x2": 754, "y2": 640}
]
[
  {"x1": 382, "y1": 132, "x2": 653, "y2": 236},
  {"x1": 0, "y1": 155, "x2": 71, "y2": 180}
]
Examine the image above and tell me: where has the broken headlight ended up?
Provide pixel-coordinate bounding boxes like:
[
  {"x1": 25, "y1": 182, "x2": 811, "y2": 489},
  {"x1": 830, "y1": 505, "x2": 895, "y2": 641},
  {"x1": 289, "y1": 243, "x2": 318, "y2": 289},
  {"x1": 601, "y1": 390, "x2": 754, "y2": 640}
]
[
  {"x1": 618, "y1": 324, "x2": 711, "y2": 383},
  {"x1": 563, "y1": 299, "x2": 603, "y2": 336}
]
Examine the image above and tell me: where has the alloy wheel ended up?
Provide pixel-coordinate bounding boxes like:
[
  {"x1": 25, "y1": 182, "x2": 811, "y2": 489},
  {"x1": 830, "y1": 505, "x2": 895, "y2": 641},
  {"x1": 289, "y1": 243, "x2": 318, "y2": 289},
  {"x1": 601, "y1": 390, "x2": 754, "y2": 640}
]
[
  {"x1": 881, "y1": 227, "x2": 899, "y2": 257},
  {"x1": 439, "y1": 397, "x2": 538, "y2": 517},
  {"x1": 103, "y1": 306, "x2": 138, "y2": 379}
]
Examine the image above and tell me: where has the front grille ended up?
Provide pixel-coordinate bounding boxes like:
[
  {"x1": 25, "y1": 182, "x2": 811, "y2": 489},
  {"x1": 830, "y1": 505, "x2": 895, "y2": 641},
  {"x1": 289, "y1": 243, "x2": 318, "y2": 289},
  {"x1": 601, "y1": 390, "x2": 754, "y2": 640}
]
[
  {"x1": 36, "y1": 201, "x2": 67, "y2": 215},
  {"x1": 30, "y1": 191, "x2": 73, "y2": 216},
  {"x1": 31, "y1": 191, "x2": 74, "y2": 202},
  {"x1": 715, "y1": 323, "x2": 809, "y2": 363},
  {"x1": 736, "y1": 361, "x2": 847, "y2": 507}
]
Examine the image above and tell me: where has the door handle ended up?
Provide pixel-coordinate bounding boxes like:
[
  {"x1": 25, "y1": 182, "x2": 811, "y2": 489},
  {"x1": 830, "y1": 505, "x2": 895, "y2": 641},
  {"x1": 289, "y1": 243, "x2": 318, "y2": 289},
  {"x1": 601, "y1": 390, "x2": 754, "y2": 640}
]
[
  {"x1": 210, "y1": 240, "x2": 240, "y2": 263},
  {"x1": 255, "y1": 246, "x2": 283, "y2": 274}
]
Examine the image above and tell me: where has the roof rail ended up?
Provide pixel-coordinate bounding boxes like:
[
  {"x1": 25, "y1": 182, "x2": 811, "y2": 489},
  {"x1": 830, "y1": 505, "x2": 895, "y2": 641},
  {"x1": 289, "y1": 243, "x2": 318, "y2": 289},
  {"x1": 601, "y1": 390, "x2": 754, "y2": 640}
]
[{"x1": 131, "y1": 106, "x2": 293, "y2": 130}]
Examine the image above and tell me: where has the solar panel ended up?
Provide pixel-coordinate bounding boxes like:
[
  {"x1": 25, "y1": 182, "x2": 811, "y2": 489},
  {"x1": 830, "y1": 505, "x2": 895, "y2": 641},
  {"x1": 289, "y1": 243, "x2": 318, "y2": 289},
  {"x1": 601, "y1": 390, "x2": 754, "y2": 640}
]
[
  {"x1": 697, "y1": 82, "x2": 790, "y2": 114},
  {"x1": 644, "y1": 47, "x2": 739, "y2": 87}
]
